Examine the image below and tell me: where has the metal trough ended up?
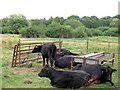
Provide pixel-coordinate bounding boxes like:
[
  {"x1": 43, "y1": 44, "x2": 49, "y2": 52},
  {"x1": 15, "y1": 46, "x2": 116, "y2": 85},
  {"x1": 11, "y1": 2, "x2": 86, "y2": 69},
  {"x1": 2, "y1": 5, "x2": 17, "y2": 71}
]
[{"x1": 71, "y1": 52, "x2": 115, "y2": 69}]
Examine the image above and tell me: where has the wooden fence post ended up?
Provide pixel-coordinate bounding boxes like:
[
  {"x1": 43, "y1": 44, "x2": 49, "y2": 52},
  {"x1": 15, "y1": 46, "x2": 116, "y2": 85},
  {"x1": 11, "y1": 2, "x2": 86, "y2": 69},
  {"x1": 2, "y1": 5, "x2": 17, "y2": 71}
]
[
  {"x1": 59, "y1": 38, "x2": 62, "y2": 53},
  {"x1": 112, "y1": 53, "x2": 115, "y2": 66},
  {"x1": 86, "y1": 38, "x2": 89, "y2": 53},
  {"x1": 18, "y1": 39, "x2": 21, "y2": 64},
  {"x1": 71, "y1": 57, "x2": 73, "y2": 70},
  {"x1": 108, "y1": 42, "x2": 110, "y2": 52}
]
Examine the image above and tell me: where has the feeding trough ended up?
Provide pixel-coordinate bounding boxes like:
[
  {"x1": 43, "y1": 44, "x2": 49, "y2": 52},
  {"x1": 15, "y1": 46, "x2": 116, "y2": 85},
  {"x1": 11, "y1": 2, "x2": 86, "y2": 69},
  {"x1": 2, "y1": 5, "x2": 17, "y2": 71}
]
[{"x1": 71, "y1": 52, "x2": 115, "y2": 69}]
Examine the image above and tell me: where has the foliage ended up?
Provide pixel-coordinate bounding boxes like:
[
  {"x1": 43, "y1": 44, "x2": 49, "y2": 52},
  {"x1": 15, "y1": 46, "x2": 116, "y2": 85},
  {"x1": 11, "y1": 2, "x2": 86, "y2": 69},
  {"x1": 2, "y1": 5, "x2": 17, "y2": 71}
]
[
  {"x1": 2, "y1": 14, "x2": 29, "y2": 34},
  {"x1": 103, "y1": 27, "x2": 118, "y2": 36},
  {"x1": 1, "y1": 14, "x2": 119, "y2": 37},
  {"x1": 81, "y1": 16, "x2": 99, "y2": 28},
  {"x1": 73, "y1": 26, "x2": 87, "y2": 38},
  {"x1": 99, "y1": 16, "x2": 112, "y2": 26},
  {"x1": 20, "y1": 26, "x2": 45, "y2": 38},
  {"x1": 109, "y1": 18, "x2": 119, "y2": 27},
  {"x1": 63, "y1": 19, "x2": 84, "y2": 29}
]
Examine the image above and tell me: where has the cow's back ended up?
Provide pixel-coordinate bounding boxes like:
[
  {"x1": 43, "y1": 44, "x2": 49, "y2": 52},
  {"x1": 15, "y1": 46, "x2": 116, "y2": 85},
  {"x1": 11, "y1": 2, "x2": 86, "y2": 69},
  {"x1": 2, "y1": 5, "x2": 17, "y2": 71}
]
[
  {"x1": 54, "y1": 55, "x2": 76, "y2": 68},
  {"x1": 74, "y1": 64, "x2": 103, "y2": 79},
  {"x1": 41, "y1": 43, "x2": 57, "y2": 58}
]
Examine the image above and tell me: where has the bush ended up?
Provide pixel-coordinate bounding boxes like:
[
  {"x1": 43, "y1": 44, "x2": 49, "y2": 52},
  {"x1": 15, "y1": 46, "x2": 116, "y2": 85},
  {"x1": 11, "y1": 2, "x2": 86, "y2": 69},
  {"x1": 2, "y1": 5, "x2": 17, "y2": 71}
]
[
  {"x1": 20, "y1": 26, "x2": 40, "y2": 38},
  {"x1": 92, "y1": 29, "x2": 102, "y2": 36},
  {"x1": 103, "y1": 27, "x2": 118, "y2": 36},
  {"x1": 73, "y1": 26, "x2": 87, "y2": 38},
  {"x1": 97, "y1": 26, "x2": 109, "y2": 32}
]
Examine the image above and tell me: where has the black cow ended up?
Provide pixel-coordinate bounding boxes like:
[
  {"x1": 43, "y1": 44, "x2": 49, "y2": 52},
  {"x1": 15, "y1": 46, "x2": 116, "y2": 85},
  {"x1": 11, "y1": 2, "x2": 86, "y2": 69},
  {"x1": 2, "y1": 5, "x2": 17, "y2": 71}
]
[
  {"x1": 55, "y1": 49, "x2": 79, "y2": 60},
  {"x1": 38, "y1": 65, "x2": 94, "y2": 89},
  {"x1": 32, "y1": 43, "x2": 57, "y2": 67},
  {"x1": 57, "y1": 49, "x2": 79, "y2": 56},
  {"x1": 54, "y1": 55, "x2": 78, "y2": 68},
  {"x1": 74, "y1": 64, "x2": 117, "y2": 88}
]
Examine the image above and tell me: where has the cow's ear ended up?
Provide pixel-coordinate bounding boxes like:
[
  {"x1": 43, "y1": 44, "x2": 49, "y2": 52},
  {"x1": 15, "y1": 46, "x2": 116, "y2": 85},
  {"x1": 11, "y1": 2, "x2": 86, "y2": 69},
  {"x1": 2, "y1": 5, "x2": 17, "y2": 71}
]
[{"x1": 112, "y1": 69, "x2": 117, "y2": 72}]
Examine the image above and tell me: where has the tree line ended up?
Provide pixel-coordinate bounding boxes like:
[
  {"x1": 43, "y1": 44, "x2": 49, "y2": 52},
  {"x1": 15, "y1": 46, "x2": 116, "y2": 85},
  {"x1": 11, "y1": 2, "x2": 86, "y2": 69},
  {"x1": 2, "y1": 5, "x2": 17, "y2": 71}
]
[{"x1": 1, "y1": 14, "x2": 119, "y2": 38}]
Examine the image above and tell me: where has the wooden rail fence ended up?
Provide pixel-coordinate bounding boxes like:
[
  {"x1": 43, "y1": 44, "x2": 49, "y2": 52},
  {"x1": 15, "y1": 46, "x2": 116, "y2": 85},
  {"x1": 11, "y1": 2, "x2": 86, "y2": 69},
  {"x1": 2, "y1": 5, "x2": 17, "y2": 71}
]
[{"x1": 12, "y1": 39, "x2": 62, "y2": 67}]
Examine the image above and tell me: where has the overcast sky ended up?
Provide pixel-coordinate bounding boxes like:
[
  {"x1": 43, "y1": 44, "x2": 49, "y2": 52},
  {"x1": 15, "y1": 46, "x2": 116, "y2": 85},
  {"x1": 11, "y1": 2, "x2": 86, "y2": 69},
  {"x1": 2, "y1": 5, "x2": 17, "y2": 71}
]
[{"x1": 0, "y1": 0, "x2": 119, "y2": 19}]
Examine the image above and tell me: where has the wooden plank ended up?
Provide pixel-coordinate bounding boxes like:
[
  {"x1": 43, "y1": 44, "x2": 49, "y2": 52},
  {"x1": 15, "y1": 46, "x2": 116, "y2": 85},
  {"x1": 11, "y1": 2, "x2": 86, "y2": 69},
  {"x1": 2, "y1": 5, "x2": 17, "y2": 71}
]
[
  {"x1": 73, "y1": 52, "x2": 104, "y2": 58},
  {"x1": 84, "y1": 52, "x2": 104, "y2": 58},
  {"x1": 20, "y1": 41, "x2": 62, "y2": 45},
  {"x1": 16, "y1": 49, "x2": 33, "y2": 52}
]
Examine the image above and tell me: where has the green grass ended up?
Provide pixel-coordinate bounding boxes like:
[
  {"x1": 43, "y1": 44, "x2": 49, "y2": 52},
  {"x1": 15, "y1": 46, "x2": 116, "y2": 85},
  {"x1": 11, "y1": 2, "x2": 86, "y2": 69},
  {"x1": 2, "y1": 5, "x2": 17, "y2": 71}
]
[{"x1": 1, "y1": 34, "x2": 119, "y2": 89}]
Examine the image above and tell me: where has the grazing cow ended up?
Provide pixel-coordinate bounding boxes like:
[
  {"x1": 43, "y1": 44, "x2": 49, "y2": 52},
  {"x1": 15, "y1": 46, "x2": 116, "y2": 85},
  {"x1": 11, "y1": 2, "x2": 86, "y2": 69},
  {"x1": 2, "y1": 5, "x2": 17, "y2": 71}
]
[
  {"x1": 32, "y1": 43, "x2": 57, "y2": 67},
  {"x1": 38, "y1": 65, "x2": 95, "y2": 89},
  {"x1": 54, "y1": 55, "x2": 79, "y2": 68},
  {"x1": 74, "y1": 64, "x2": 117, "y2": 88}
]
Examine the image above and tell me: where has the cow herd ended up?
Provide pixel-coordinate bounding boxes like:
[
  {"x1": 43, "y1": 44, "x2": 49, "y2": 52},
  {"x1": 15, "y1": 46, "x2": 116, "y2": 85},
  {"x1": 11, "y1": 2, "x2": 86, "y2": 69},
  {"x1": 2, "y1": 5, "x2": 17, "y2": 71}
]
[{"x1": 32, "y1": 43, "x2": 117, "y2": 89}]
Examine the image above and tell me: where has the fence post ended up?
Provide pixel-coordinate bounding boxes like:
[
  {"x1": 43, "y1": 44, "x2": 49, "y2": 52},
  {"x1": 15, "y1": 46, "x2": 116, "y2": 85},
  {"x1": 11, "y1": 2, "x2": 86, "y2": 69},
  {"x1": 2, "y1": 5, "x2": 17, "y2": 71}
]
[
  {"x1": 12, "y1": 45, "x2": 18, "y2": 67},
  {"x1": 83, "y1": 56, "x2": 86, "y2": 64},
  {"x1": 71, "y1": 57, "x2": 73, "y2": 70},
  {"x1": 86, "y1": 38, "x2": 89, "y2": 53},
  {"x1": 108, "y1": 42, "x2": 110, "y2": 52},
  {"x1": 112, "y1": 53, "x2": 115, "y2": 66},
  {"x1": 18, "y1": 39, "x2": 21, "y2": 64},
  {"x1": 59, "y1": 38, "x2": 62, "y2": 53}
]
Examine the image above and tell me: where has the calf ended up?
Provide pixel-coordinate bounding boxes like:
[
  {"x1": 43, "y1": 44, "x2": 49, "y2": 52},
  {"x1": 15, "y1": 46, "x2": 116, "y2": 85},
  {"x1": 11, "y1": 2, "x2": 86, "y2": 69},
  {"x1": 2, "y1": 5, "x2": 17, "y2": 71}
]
[
  {"x1": 32, "y1": 43, "x2": 57, "y2": 67},
  {"x1": 38, "y1": 65, "x2": 94, "y2": 89},
  {"x1": 74, "y1": 64, "x2": 117, "y2": 88}
]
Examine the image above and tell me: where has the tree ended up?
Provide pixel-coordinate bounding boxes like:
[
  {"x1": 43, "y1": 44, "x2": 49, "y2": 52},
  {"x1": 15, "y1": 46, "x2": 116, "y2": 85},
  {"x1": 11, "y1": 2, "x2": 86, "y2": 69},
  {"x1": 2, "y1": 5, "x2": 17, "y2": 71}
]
[
  {"x1": 73, "y1": 26, "x2": 87, "y2": 38},
  {"x1": 2, "y1": 14, "x2": 29, "y2": 34},
  {"x1": 60, "y1": 25, "x2": 72, "y2": 38},
  {"x1": 63, "y1": 19, "x2": 84, "y2": 29},
  {"x1": 54, "y1": 17, "x2": 65, "y2": 25},
  {"x1": 68, "y1": 15, "x2": 80, "y2": 21},
  {"x1": 99, "y1": 16, "x2": 112, "y2": 27},
  {"x1": 109, "y1": 18, "x2": 119, "y2": 27},
  {"x1": 45, "y1": 21, "x2": 62, "y2": 38},
  {"x1": 81, "y1": 16, "x2": 99, "y2": 28},
  {"x1": 103, "y1": 27, "x2": 118, "y2": 36},
  {"x1": 20, "y1": 26, "x2": 42, "y2": 38},
  {"x1": 97, "y1": 26, "x2": 109, "y2": 32}
]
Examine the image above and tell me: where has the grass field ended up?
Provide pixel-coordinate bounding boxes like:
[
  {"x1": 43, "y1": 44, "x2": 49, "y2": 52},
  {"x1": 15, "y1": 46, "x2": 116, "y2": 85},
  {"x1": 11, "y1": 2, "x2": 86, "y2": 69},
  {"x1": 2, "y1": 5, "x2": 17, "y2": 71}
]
[{"x1": 1, "y1": 34, "x2": 119, "y2": 89}]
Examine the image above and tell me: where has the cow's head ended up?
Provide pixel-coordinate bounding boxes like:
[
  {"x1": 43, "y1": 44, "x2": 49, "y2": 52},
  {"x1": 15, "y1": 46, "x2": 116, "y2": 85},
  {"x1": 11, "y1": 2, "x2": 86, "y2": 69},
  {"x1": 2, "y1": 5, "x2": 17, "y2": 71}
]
[
  {"x1": 32, "y1": 45, "x2": 42, "y2": 53},
  {"x1": 101, "y1": 66, "x2": 117, "y2": 81},
  {"x1": 73, "y1": 64, "x2": 82, "y2": 70},
  {"x1": 38, "y1": 65, "x2": 51, "y2": 77}
]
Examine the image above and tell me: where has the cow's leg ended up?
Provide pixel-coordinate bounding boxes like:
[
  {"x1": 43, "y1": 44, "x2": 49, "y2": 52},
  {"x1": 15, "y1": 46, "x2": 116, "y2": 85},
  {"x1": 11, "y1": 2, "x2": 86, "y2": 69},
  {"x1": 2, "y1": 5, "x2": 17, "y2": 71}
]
[
  {"x1": 108, "y1": 80, "x2": 116, "y2": 88},
  {"x1": 50, "y1": 57, "x2": 53, "y2": 67},
  {"x1": 46, "y1": 58, "x2": 49, "y2": 65},
  {"x1": 42, "y1": 56, "x2": 45, "y2": 66}
]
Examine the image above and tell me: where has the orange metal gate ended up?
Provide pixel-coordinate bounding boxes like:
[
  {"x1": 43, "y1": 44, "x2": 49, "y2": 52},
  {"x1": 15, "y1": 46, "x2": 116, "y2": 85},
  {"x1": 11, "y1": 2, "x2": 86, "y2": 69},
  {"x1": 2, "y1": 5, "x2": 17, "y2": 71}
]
[{"x1": 12, "y1": 39, "x2": 62, "y2": 67}]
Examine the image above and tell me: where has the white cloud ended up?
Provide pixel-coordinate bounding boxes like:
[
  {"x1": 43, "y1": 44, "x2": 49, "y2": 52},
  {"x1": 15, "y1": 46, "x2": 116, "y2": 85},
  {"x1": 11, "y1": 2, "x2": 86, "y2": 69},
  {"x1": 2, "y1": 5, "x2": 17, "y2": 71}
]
[{"x1": 0, "y1": 0, "x2": 119, "y2": 19}]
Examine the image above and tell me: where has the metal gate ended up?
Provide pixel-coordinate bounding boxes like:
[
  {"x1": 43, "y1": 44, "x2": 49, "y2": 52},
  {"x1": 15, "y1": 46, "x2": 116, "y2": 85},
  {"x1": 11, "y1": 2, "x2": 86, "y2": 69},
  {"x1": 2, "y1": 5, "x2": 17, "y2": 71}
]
[{"x1": 12, "y1": 39, "x2": 62, "y2": 67}]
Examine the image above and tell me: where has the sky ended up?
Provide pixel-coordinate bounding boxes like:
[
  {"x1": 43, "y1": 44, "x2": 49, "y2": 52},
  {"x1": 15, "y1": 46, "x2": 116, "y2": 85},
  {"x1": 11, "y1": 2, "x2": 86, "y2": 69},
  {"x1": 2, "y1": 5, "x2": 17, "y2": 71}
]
[{"x1": 0, "y1": 0, "x2": 119, "y2": 19}]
